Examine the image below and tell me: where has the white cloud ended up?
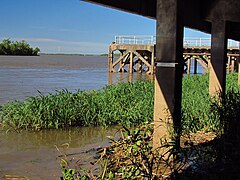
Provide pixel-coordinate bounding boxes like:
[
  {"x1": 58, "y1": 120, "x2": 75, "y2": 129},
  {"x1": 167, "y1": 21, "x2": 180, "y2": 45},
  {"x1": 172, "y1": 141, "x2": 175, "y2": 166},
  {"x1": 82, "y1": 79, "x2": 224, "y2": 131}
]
[{"x1": 25, "y1": 38, "x2": 62, "y2": 43}]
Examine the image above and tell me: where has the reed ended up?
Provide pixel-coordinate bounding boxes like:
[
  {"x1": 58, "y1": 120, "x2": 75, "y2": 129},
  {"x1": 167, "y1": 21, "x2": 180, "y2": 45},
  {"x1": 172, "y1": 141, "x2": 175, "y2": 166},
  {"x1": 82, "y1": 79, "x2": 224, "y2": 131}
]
[
  {"x1": 182, "y1": 73, "x2": 239, "y2": 133},
  {"x1": 0, "y1": 81, "x2": 154, "y2": 130},
  {"x1": 0, "y1": 74, "x2": 239, "y2": 131}
]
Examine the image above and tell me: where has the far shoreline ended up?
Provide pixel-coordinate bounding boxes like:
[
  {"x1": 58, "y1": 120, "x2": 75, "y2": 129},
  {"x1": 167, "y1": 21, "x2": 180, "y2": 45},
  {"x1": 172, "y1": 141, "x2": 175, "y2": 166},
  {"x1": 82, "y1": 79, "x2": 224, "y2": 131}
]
[
  {"x1": 39, "y1": 53, "x2": 108, "y2": 56},
  {"x1": 0, "y1": 53, "x2": 111, "y2": 57}
]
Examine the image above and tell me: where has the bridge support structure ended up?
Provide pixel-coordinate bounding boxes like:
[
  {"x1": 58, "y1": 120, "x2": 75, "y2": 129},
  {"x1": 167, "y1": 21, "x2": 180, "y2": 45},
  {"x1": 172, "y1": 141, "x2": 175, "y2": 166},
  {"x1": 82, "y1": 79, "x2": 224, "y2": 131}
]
[
  {"x1": 153, "y1": 0, "x2": 240, "y2": 149},
  {"x1": 109, "y1": 43, "x2": 239, "y2": 75},
  {"x1": 183, "y1": 51, "x2": 210, "y2": 74},
  {"x1": 153, "y1": 0, "x2": 184, "y2": 149},
  {"x1": 209, "y1": 20, "x2": 228, "y2": 95},
  {"x1": 108, "y1": 44, "x2": 155, "y2": 75}
]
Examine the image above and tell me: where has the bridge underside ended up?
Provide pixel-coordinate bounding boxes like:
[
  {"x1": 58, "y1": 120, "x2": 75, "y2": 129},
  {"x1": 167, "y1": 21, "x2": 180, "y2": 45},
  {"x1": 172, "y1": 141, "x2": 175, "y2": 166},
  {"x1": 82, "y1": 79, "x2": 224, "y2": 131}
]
[
  {"x1": 83, "y1": 0, "x2": 240, "y2": 41},
  {"x1": 83, "y1": 0, "x2": 240, "y2": 148}
]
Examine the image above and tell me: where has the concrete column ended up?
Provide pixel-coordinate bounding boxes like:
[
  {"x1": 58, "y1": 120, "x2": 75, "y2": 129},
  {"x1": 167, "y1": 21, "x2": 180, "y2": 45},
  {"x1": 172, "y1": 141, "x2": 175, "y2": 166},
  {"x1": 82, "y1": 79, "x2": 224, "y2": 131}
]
[
  {"x1": 129, "y1": 52, "x2": 133, "y2": 73},
  {"x1": 209, "y1": 20, "x2": 228, "y2": 96},
  {"x1": 231, "y1": 57, "x2": 235, "y2": 73},
  {"x1": 193, "y1": 58, "x2": 197, "y2": 74},
  {"x1": 108, "y1": 48, "x2": 114, "y2": 72},
  {"x1": 187, "y1": 58, "x2": 191, "y2": 74},
  {"x1": 128, "y1": 73, "x2": 133, "y2": 82},
  {"x1": 227, "y1": 56, "x2": 231, "y2": 73},
  {"x1": 108, "y1": 72, "x2": 113, "y2": 85},
  {"x1": 154, "y1": 0, "x2": 184, "y2": 148}
]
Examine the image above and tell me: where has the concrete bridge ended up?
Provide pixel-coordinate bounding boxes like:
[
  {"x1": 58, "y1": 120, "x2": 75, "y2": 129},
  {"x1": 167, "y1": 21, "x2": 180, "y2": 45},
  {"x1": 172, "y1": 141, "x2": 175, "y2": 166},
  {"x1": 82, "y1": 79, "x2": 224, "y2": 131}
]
[
  {"x1": 83, "y1": 0, "x2": 240, "y2": 148},
  {"x1": 109, "y1": 36, "x2": 239, "y2": 75}
]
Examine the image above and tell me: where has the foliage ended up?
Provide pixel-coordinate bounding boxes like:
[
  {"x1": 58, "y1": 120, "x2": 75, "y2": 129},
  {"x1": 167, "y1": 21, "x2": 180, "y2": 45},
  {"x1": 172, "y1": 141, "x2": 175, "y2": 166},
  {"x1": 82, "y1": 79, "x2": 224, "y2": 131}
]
[
  {"x1": 60, "y1": 124, "x2": 187, "y2": 179},
  {"x1": 210, "y1": 88, "x2": 240, "y2": 139},
  {"x1": 60, "y1": 87, "x2": 240, "y2": 179},
  {"x1": 181, "y1": 74, "x2": 239, "y2": 133},
  {"x1": 0, "y1": 74, "x2": 239, "y2": 132},
  {"x1": 0, "y1": 38, "x2": 40, "y2": 56},
  {"x1": 60, "y1": 159, "x2": 83, "y2": 180},
  {"x1": 0, "y1": 81, "x2": 154, "y2": 130}
]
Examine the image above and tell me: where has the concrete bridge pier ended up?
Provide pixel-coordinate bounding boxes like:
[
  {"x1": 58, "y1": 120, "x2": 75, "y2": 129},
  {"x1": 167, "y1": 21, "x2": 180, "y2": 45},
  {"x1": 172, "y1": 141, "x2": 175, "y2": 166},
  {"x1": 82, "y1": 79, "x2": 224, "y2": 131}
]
[
  {"x1": 187, "y1": 58, "x2": 191, "y2": 74},
  {"x1": 209, "y1": 20, "x2": 228, "y2": 96},
  {"x1": 153, "y1": 0, "x2": 183, "y2": 148},
  {"x1": 108, "y1": 48, "x2": 114, "y2": 73}
]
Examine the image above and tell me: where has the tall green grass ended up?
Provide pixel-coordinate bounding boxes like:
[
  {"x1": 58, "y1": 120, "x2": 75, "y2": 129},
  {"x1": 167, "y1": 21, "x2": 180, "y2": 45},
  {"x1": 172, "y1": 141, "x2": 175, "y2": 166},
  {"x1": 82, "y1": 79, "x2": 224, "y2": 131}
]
[
  {"x1": 0, "y1": 81, "x2": 154, "y2": 130},
  {"x1": 0, "y1": 74, "x2": 239, "y2": 131},
  {"x1": 182, "y1": 74, "x2": 239, "y2": 133}
]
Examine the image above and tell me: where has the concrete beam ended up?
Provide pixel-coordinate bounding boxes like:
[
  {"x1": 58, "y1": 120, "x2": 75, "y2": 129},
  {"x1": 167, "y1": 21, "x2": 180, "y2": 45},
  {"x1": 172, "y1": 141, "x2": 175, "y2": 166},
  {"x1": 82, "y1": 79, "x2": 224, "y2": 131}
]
[
  {"x1": 153, "y1": 0, "x2": 184, "y2": 148},
  {"x1": 203, "y1": 0, "x2": 240, "y2": 23},
  {"x1": 209, "y1": 20, "x2": 228, "y2": 95},
  {"x1": 82, "y1": 0, "x2": 155, "y2": 18},
  {"x1": 83, "y1": 0, "x2": 240, "y2": 41}
]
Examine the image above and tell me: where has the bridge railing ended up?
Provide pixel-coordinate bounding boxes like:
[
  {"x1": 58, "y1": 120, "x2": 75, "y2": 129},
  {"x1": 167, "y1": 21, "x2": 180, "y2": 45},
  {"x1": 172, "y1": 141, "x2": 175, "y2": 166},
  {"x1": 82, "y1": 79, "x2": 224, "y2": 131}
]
[
  {"x1": 114, "y1": 36, "x2": 239, "y2": 47},
  {"x1": 184, "y1": 38, "x2": 211, "y2": 46},
  {"x1": 115, "y1": 36, "x2": 156, "y2": 44}
]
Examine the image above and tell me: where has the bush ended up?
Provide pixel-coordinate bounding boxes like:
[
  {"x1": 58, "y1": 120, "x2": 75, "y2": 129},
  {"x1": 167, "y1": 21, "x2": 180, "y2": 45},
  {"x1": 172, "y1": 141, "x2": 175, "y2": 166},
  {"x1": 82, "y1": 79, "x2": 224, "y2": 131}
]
[{"x1": 0, "y1": 38, "x2": 40, "y2": 56}]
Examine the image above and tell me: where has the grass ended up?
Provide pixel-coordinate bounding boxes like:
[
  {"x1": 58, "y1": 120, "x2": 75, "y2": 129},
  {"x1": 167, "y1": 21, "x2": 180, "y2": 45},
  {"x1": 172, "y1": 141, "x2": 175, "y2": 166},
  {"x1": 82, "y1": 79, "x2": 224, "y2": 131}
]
[
  {"x1": 0, "y1": 73, "x2": 239, "y2": 132},
  {"x1": 59, "y1": 80, "x2": 240, "y2": 179},
  {"x1": 182, "y1": 73, "x2": 239, "y2": 134},
  {"x1": 0, "y1": 81, "x2": 154, "y2": 130}
]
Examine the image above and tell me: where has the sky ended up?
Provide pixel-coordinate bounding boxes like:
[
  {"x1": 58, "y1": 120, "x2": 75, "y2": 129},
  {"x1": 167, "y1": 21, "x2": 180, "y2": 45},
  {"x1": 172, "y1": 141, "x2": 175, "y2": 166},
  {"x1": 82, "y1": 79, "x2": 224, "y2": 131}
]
[{"x1": 0, "y1": 0, "x2": 211, "y2": 54}]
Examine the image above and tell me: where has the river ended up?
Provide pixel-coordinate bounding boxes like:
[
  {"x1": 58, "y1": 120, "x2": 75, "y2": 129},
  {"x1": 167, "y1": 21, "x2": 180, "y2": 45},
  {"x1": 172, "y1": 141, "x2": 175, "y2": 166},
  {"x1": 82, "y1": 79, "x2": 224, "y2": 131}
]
[{"x1": 0, "y1": 54, "x2": 151, "y2": 179}]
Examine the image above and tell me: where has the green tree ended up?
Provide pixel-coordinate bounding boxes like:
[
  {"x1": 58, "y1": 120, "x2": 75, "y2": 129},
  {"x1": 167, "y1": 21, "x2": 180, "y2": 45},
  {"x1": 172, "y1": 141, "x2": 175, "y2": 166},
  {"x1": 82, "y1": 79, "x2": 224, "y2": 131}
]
[{"x1": 0, "y1": 38, "x2": 40, "y2": 56}]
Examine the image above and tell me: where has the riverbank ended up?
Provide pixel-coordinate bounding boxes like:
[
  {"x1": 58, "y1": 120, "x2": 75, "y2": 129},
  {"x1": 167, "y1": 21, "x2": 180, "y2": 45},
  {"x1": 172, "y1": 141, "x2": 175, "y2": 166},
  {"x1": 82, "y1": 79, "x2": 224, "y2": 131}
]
[
  {"x1": 1, "y1": 74, "x2": 240, "y2": 179},
  {"x1": 0, "y1": 74, "x2": 239, "y2": 132}
]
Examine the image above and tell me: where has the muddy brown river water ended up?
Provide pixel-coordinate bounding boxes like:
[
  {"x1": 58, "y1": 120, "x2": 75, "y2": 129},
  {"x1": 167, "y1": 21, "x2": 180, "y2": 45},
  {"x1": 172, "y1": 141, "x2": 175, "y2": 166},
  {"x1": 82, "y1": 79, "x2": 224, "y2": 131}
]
[
  {"x1": 0, "y1": 55, "x2": 150, "y2": 179},
  {"x1": 0, "y1": 127, "x2": 120, "y2": 179}
]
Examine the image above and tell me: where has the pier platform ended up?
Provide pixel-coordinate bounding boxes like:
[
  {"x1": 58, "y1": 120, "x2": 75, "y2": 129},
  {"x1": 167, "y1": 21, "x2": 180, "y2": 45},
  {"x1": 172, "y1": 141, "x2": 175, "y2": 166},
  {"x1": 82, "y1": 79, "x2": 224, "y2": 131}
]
[{"x1": 108, "y1": 36, "x2": 240, "y2": 75}]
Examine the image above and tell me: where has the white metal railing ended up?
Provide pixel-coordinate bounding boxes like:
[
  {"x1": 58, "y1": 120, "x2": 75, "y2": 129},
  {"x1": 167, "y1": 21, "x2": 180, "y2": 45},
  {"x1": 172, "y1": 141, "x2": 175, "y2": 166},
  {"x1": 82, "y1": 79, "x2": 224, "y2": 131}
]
[
  {"x1": 183, "y1": 38, "x2": 211, "y2": 46},
  {"x1": 115, "y1": 36, "x2": 156, "y2": 44},
  {"x1": 114, "y1": 36, "x2": 239, "y2": 47}
]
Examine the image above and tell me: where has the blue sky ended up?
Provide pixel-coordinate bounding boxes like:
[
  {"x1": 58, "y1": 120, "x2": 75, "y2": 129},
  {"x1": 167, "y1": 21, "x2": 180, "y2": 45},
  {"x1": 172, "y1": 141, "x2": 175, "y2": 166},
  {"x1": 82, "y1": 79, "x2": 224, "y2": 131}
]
[{"x1": 0, "y1": 0, "x2": 211, "y2": 54}]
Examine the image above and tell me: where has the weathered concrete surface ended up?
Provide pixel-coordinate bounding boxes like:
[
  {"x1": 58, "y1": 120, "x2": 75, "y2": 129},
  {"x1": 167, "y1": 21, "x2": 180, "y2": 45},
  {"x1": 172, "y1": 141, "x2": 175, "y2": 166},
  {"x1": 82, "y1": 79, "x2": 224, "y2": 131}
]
[
  {"x1": 153, "y1": 0, "x2": 183, "y2": 148},
  {"x1": 110, "y1": 44, "x2": 154, "y2": 52},
  {"x1": 209, "y1": 20, "x2": 228, "y2": 95}
]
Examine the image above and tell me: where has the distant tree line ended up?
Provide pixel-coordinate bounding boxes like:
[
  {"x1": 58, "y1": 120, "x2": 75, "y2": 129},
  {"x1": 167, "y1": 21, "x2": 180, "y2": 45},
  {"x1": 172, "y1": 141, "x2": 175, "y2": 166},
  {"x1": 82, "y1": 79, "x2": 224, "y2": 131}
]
[{"x1": 0, "y1": 39, "x2": 40, "y2": 56}]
